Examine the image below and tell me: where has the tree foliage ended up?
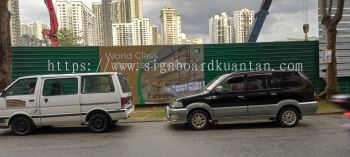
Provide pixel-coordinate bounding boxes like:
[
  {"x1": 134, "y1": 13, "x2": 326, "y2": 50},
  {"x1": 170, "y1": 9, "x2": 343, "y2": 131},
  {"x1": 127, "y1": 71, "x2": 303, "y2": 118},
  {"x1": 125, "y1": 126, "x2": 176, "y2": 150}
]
[{"x1": 57, "y1": 28, "x2": 81, "y2": 46}]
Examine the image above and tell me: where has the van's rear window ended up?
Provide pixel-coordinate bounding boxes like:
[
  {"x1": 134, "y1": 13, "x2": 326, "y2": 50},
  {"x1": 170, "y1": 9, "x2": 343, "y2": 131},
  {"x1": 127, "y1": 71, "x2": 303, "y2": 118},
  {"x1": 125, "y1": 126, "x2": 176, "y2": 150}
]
[{"x1": 117, "y1": 74, "x2": 130, "y2": 93}]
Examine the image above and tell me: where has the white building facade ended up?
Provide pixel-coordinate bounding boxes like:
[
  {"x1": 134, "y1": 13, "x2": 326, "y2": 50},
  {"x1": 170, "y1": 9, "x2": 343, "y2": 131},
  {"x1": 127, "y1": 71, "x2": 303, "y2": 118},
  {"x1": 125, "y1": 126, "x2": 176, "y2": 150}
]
[
  {"x1": 209, "y1": 12, "x2": 232, "y2": 44},
  {"x1": 56, "y1": 0, "x2": 98, "y2": 46},
  {"x1": 9, "y1": 0, "x2": 21, "y2": 46},
  {"x1": 112, "y1": 18, "x2": 150, "y2": 46},
  {"x1": 233, "y1": 8, "x2": 255, "y2": 43},
  {"x1": 160, "y1": 6, "x2": 182, "y2": 45}
]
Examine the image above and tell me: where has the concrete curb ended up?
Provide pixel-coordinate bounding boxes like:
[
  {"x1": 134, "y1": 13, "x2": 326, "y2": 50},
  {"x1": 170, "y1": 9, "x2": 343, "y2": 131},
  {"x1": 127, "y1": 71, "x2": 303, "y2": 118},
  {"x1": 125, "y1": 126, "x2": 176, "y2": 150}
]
[
  {"x1": 119, "y1": 119, "x2": 166, "y2": 123},
  {"x1": 315, "y1": 111, "x2": 344, "y2": 115}
]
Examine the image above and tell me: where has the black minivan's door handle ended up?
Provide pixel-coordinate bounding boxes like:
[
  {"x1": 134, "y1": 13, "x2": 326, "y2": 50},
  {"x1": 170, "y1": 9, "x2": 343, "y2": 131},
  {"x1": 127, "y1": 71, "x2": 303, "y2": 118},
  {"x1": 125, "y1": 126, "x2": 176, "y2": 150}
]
[
  {"x1": 238, "y1": 96, "x2": 245, "y2": 100},
  {"x1": 270, "y1": 92, "x2": 277, "y2": 96}
]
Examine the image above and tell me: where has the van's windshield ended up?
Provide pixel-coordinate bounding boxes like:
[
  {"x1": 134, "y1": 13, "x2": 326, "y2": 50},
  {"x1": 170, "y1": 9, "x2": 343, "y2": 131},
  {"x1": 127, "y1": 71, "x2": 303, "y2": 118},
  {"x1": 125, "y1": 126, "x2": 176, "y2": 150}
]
[
  {"x1": 117, "y1": 74, "x2": 131, "y2": 93},
  {"x1": 204, "y1": 74, "x2": 230, "y2": 91}
]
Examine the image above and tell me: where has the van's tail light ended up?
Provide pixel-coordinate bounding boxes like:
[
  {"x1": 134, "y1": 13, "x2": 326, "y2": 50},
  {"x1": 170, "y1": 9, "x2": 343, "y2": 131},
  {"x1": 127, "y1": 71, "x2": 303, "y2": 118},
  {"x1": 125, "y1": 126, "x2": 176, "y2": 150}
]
[
  {"x1": 314, "y1": 92, "x2": 318, "y2": 101},
  {"x1": 344, "y1": 112, "x2": 350, "y2": 118},
  {"x1": 121, "y1": 97, "x2": 129, "y2": 109}
]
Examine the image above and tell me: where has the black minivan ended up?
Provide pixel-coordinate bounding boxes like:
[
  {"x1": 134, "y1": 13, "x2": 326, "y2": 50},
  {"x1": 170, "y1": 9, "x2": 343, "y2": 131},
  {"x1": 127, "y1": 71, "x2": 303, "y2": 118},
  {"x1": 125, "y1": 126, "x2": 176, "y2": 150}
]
[{"x1": 166, "y1": 71, "x2": 318, "y2": 130}]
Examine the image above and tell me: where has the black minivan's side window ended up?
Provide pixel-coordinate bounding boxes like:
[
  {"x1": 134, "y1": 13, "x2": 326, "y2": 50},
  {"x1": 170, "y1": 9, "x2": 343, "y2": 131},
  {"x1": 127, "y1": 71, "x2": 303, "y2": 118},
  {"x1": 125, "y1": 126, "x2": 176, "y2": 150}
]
[
  {"x1": 82, "y1": 75, "x2": 114, "y2": 94},
  {"x1": 5, "y1": 78, "x2": 37, "y2": 96},
  {"x1": 247, "y1": 75, "x2": 267, "y2": 90},
  {"x1": 272, "y1": 72, "x2": 304, "y2": 88},
  {"x1": 43, "y1": 78, "x2": 78, "y2": 96},
  {"x1": 221, "y1": 77, "x2": 244, "y2": 92}
]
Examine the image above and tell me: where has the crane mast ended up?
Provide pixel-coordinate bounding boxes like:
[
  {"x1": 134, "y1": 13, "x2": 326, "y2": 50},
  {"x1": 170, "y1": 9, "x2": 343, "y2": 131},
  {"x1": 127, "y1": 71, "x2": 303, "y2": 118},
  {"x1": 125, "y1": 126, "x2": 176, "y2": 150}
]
[
  {"x1": 42, "y1": 0, "x2": 59, "y2": 46},
  {"x1": 247, "y1": 0, "x2": 272, "y2": 43}
]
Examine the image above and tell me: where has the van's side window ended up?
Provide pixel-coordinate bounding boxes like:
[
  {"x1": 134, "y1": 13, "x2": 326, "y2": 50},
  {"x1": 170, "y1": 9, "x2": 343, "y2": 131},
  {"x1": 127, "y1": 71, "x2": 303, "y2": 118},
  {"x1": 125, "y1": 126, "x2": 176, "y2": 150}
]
[
  {"x1": 247, "y1": 75, "x2": 267, "y2": 90},
  {"x1": 221, "y1": 77, "x2": 244, "y2": 92},
  {"x1": 82, "y1": 75, "x2": 114, "y2": 94},
  {"x1": 5, "y1": 78, "x2": 37, "y2": 96},
  {"x1": 267, "y1": 75, "x2": 279, "y2": 89},
  {"x1": 272, "y1": 72, "x2": 303, "y2": 88},
  {"x1": 117, "y1": 74, "x2": 130, "y2": 93},
  {"x1": 43, "y1": 78, "x2": 78, "y2": 96}
]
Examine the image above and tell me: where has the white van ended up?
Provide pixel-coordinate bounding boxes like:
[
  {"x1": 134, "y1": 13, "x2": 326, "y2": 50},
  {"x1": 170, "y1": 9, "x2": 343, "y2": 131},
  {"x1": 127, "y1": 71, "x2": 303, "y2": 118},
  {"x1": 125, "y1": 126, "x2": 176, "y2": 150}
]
[{"x1": 0, "y1": 72, "x2": 134, "y2": 135}]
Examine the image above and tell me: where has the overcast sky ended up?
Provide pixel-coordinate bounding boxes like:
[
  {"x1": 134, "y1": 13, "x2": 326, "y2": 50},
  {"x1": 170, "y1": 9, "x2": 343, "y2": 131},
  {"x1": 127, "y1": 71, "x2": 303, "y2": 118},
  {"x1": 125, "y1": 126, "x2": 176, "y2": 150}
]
[{"x1": 20, "y1": 0, "x2": 318, "y2": 43}]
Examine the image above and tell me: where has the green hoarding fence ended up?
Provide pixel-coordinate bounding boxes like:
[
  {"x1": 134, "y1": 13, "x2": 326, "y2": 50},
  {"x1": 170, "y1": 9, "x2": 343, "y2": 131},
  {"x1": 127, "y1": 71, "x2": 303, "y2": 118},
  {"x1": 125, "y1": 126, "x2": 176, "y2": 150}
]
[
  {"x1": 11, "y1": 42, "x2": 350, "y2": 95},
  {"x1": 203, "y1": 41, "x2": 324, "y2": 93},
  {"x1": 12, "y1": 47, "x2": 99, "y2": 79},
  {"x1": 339, "y1": 77, "x2": 350, "y2": 94}
]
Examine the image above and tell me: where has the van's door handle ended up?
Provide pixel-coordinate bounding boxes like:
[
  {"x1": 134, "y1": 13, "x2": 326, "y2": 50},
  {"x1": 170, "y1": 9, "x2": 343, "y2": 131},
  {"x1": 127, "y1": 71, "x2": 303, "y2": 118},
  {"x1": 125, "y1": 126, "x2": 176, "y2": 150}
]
[
  {"x1": 44, "y1": 98, "x2": 48, "y2": 103},
  {"x1": 29, "y1": 99, "x2": 35, "y2": 102},
  {"x1": 270, "y1": 92, "x2": 277, "y2": 96},
  {"x1": 238, "y1": 96, "x2": 245, "y2": 100}
]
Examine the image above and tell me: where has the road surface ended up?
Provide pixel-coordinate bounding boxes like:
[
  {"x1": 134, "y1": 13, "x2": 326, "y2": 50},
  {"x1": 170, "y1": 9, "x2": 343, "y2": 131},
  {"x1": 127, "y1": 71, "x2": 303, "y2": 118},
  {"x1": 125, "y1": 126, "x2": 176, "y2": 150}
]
[{"x1": 0, "y1": 114, "x2": 349, "y2": 157}]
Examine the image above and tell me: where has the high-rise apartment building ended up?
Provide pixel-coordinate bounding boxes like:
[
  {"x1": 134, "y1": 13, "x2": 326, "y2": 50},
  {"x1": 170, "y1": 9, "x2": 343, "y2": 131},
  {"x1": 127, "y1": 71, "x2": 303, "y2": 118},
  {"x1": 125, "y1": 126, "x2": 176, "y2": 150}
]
[
  {"x1": 233, "y1": 8, "x2": 255, "y2": 43},
  {"x1": 21, "y1": 23, "x2": 33, "y2": 37},
  {"x1": 112, "y1": 23, "x2": 133, "y2": 46},
  {"x1": 92, "y1": 2, "x2": 105, "y2": 46},
  {"x1": 187, "y1": 37, "x2": 204, "y2": 44},
  {"x1": 21, "y1": 21, "x2": 48, "y2": 40},
  {"x1": 8, "y1": 0, "x2": 21, "y2": 46},
  {"x1": 160, "y1": 5, "x2": 182, "y2": 45},
  {"x1": 125, "y1": 0, "x2": 143, "y2": 22},
  {"x1": 34, "y1": 21, "x2": 43, "y2": 40},
  {"x1": 209, "y1": 12, "x2": 232, "y2": 44},
  {"x1": 150, "y1": 24, "x2": 160, "y2": 45},
  {"x1": 93, "y1": 0, "x2": 127, "y2": 46},
  {"x1": 111, "y1": 0, "x2": 127, "y2": 23},
  {"x1": 132, "y1": 18, "x2": 150, "y2": 45},
  {"x1": 56, "y1": 0, "x2": 97, "y2": 46},
  {"x1": 112, "y1": 17, "x2": 150, "y2": 46}
]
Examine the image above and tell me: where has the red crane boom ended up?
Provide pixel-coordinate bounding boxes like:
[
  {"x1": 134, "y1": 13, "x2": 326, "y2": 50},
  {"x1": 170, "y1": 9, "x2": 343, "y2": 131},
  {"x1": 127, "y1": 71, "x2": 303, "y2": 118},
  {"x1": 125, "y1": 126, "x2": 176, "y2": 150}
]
[{"x1": 42, "y1": 0, "x2": 59, "y2": 46}]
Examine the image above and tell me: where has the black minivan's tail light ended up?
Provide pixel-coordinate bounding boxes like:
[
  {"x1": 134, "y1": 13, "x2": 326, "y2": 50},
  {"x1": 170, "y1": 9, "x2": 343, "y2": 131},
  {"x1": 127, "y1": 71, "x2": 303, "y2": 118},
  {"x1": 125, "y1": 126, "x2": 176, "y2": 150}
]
[
  {"x1": 344, "y1": 112, "x2": 350, "y2": 118},
  {"x1": 314, "y1": 92, "x2": 318, "y2": 101},
  {"x1": 121, "y1": 97, "x2": 129, "y2": 109}
]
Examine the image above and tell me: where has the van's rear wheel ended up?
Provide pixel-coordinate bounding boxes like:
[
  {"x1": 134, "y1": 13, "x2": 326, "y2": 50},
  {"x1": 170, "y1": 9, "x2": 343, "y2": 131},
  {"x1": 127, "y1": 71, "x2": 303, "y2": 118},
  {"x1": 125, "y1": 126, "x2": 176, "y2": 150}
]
[
  {"x1": 278, "y1": 107, "x2": 300, "y2": 127},
  {"x1": 88, "y1": 114, "x2": 111, "y2": 133},
  {"x1": 11, "y1": 116, "x2": 34, "y2": 136}
]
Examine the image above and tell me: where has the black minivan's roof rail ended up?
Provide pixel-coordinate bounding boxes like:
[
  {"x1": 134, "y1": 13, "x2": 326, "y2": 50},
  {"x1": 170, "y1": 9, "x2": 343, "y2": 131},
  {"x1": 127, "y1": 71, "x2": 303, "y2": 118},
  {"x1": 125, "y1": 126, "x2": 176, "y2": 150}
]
[{"x1": 229, "y1": 70, "x2": 300, "y2": 75}]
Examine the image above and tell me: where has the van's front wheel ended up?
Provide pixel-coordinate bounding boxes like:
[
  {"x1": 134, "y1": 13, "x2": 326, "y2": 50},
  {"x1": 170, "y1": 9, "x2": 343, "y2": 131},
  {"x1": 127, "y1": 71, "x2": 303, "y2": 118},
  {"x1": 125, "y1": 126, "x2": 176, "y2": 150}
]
[
  {"x1": 88, "y1": 114, "x2": 111, "y2": 133},
  {"x1": 188, "y1": 110, "x2": 209, "y2": 130},
  {"x1": 11, "y1": 116, "x2": 34, "y2": 136}
]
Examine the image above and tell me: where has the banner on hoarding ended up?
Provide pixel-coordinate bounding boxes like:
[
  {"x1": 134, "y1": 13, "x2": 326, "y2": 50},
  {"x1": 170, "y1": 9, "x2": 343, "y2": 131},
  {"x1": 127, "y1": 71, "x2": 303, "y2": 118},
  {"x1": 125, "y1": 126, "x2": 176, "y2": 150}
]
[{"x1": 99, "y1": 45, "x2": 204, "y2": 104}]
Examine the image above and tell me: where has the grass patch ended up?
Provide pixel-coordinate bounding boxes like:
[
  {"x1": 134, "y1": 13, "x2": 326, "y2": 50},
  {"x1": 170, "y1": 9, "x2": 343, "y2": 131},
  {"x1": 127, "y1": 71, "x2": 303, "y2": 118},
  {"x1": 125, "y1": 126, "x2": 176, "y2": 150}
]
[
  {"x1": 317, "y1": 100, "x2": 344, "y2": 113},
  {"x1": 130, "y1": 107, "x2": 166, "y2": 120}
]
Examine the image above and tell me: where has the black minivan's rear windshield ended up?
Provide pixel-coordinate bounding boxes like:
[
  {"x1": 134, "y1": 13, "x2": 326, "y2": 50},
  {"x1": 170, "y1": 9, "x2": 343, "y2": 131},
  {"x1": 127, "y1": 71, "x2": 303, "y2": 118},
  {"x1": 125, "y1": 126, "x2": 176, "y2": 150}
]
[
  {"x1": 117, "y1": 74, "x2": 131, "y2": 93},
  {"x1": 272, "y1": 72, "x2": 304, "y2": 88}
]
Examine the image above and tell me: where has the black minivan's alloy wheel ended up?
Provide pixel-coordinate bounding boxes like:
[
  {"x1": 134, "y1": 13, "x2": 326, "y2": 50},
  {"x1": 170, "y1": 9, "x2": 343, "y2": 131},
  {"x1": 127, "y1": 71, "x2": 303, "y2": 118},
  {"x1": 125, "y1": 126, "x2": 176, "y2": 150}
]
[
  {"x1": 278, "y1": 107, "x2": 300, "y2": 127},
  {"x1": 88, "y1": 114, "x2": 111, "y2": 133},
  {"x1": 188, "y1": 110, "x2": 209, "y2": 130},
  {"x1": 11, "y1": 116, "x2": 34, "y2": 136}
]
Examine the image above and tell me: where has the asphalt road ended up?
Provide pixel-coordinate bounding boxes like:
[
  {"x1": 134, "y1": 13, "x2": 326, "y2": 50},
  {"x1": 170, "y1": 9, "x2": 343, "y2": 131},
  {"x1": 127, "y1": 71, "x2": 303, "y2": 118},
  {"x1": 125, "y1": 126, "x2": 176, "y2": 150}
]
[{"x1": 0, "y1": 114, "x2": 349, "y2": 157}]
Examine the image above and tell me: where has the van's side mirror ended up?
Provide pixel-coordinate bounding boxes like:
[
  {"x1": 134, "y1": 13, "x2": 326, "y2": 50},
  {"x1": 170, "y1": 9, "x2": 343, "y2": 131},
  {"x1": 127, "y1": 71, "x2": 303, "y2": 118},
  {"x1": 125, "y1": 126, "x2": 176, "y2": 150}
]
[
  {"x1": 214, "y1": 86, "x2": 223, "y2": 93},
  {"x1": 0, "y1": 90, "x2": 5, "y2": 97}
]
